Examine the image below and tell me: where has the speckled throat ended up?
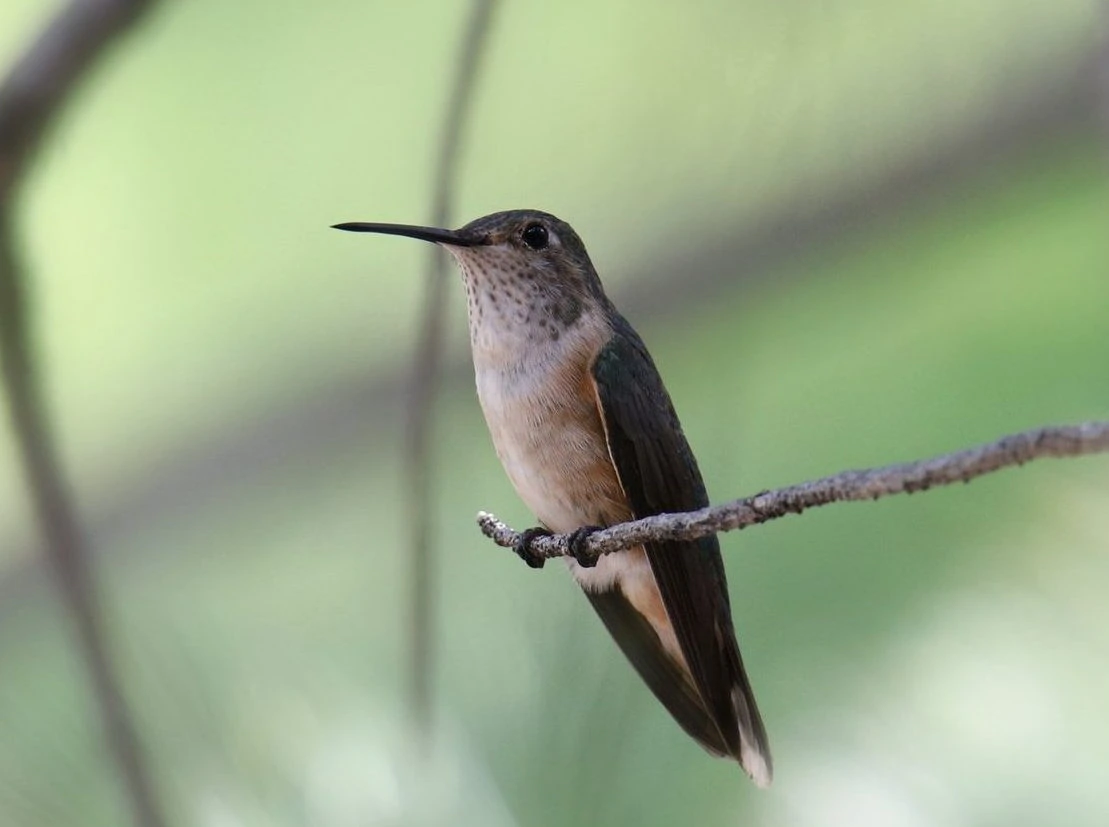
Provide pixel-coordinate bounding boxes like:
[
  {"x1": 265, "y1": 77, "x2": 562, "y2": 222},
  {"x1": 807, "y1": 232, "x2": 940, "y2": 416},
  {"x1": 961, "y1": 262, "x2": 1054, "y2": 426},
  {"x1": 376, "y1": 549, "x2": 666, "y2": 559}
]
[{"x1": 445, "y1": 242, "x2": 599, "y2": 359}]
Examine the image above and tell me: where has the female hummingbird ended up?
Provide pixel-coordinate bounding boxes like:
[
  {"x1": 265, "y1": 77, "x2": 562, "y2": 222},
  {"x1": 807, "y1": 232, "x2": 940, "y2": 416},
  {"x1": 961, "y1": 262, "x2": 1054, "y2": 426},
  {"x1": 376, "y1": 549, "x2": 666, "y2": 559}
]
[{"x1": 334, "y1": 210, "x2": 772, "y2": 786}]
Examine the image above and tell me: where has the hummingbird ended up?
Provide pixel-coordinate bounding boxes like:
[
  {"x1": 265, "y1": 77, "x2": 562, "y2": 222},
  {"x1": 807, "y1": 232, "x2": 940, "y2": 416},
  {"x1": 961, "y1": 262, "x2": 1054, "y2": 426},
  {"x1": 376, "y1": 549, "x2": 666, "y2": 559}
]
[{"x1": 333, "y1": 210, "x2": 772, "y2": 786}]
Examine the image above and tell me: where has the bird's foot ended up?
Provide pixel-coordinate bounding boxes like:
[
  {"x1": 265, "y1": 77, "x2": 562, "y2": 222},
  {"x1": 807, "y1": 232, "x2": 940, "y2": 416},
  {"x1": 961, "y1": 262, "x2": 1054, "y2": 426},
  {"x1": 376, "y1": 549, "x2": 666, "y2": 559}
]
[
  {"x1": 514, "y1": 527, "x2": 551, "y2": 569},
  {"x1": 568, "y1": 525, "x2": 602, "y2": 568}
]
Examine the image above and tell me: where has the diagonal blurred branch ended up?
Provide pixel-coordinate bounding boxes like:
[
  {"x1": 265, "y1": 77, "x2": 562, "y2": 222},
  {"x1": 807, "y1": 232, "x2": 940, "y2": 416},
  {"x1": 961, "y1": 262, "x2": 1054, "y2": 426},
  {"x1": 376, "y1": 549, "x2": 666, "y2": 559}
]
[
  {"x1": 1100, "y1": 0, "x2": 1109, "y2": 140},
  {"x1": 0, "y1": 0, "x2": 152, "y2": 198},
  {"x1": 478, "y1": 421, "x2": 1109, "y2": 561},
  {"x1": 405, "y1": 0, "x2": 499, "y2": 742},
  {"x1": 0, "y1": 2, "x2": 166, "y2": 827}
]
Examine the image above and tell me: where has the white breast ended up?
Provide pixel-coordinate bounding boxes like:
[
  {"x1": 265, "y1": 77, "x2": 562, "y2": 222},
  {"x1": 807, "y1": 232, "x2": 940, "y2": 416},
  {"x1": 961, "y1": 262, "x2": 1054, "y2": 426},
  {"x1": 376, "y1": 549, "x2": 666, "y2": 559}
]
[
  {"x1": 475, "y1": 352, "x2": 684, "y2": 659},
  {"x1": 474, "y1": 339, "x2": 616, "y2": 532},
  {"x1": 463, "y1": 287, "x2": 684, "y2": 666},
  {"x1": 471, "y1": 311, "x2": 646, "y2": 592}
]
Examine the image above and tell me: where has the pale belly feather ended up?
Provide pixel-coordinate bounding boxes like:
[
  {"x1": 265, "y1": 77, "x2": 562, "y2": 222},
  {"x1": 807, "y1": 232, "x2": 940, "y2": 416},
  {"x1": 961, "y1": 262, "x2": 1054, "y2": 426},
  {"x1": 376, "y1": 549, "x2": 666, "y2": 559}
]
[{"x1": 474, "y1": 352, "x2": 686, "y2": 667}]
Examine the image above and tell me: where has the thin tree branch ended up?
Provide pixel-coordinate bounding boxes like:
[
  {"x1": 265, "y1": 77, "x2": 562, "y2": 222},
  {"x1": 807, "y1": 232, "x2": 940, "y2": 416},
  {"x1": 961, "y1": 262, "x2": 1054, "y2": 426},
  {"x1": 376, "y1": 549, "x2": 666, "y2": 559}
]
[
  {"x1": 477, "y1": 421, "x2": 1109, "y2": 562},
  {"x1": 404, "y1": 0, "x2": 498, "y2": 741},
  {"x1": 0, "y1": 2, "x2": 165, "y2": 827}
]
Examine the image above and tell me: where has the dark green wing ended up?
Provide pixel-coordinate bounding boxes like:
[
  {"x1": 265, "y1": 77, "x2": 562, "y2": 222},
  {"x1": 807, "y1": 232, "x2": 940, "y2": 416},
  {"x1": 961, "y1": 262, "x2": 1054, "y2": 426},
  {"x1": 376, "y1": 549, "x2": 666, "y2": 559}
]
[
  {"x1": 584, "y1": 587, "x2": 730, "y2": 756},
  {"x1": 590, "y1": 313, "x2": 772, "y2": 783}
]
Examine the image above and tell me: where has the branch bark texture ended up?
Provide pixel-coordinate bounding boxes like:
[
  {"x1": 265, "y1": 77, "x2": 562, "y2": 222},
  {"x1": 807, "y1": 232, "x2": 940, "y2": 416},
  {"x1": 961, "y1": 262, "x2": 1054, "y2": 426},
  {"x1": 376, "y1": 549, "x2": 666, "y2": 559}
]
[{"x1": 477, "y1": 421, "x2": 1109, "y2": 562}]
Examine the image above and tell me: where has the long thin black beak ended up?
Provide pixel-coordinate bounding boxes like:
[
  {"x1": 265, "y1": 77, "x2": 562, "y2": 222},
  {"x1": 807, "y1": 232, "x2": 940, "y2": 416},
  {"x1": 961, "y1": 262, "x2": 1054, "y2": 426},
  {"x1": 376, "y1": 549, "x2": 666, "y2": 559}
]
[{"x1": 331, "y1": 222, "x2": 486, "y2": 247}]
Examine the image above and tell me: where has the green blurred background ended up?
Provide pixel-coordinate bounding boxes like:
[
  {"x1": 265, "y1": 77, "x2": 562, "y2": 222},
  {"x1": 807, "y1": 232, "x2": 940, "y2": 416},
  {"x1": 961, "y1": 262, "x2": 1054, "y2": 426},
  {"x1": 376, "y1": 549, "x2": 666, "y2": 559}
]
[{"x1": 1, "y1": 1, "x2": 1107, "y2": 825}]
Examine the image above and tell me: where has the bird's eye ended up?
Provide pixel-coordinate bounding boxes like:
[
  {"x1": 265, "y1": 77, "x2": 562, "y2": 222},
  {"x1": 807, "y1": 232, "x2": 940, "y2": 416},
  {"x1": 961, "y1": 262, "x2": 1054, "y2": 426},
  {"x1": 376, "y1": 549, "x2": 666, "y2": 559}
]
[{"x1": 521, "y1": 222, "x2": 549, "y2": 250}]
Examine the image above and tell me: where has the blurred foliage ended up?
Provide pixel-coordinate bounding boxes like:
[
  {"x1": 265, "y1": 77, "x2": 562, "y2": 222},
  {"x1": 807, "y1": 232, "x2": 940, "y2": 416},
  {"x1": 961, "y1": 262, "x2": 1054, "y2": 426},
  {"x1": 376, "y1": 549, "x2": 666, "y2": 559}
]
[{"x1": 0, "y1": 0, "x2": 1106, "y2": 825}]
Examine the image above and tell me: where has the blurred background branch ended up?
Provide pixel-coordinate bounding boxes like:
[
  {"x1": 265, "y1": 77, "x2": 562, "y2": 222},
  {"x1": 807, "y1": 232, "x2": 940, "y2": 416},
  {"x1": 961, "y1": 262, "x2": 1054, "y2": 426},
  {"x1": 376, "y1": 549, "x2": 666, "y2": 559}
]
[
  {"x1": 478, "y1": 421, "x2": 1109, "y2": 561},
  {"x1": 1101, "y1": 0, "x2": 1109, "y2": 137},
  {"x1": 0, "y1": 0, "x2": 151, "y2": 198},
  {"x1": 405, "y1": 0, "x2": 498, "y2": 744},
  {"x1": 0, "y1": 2, "x2": 164, "y2": 827}
]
